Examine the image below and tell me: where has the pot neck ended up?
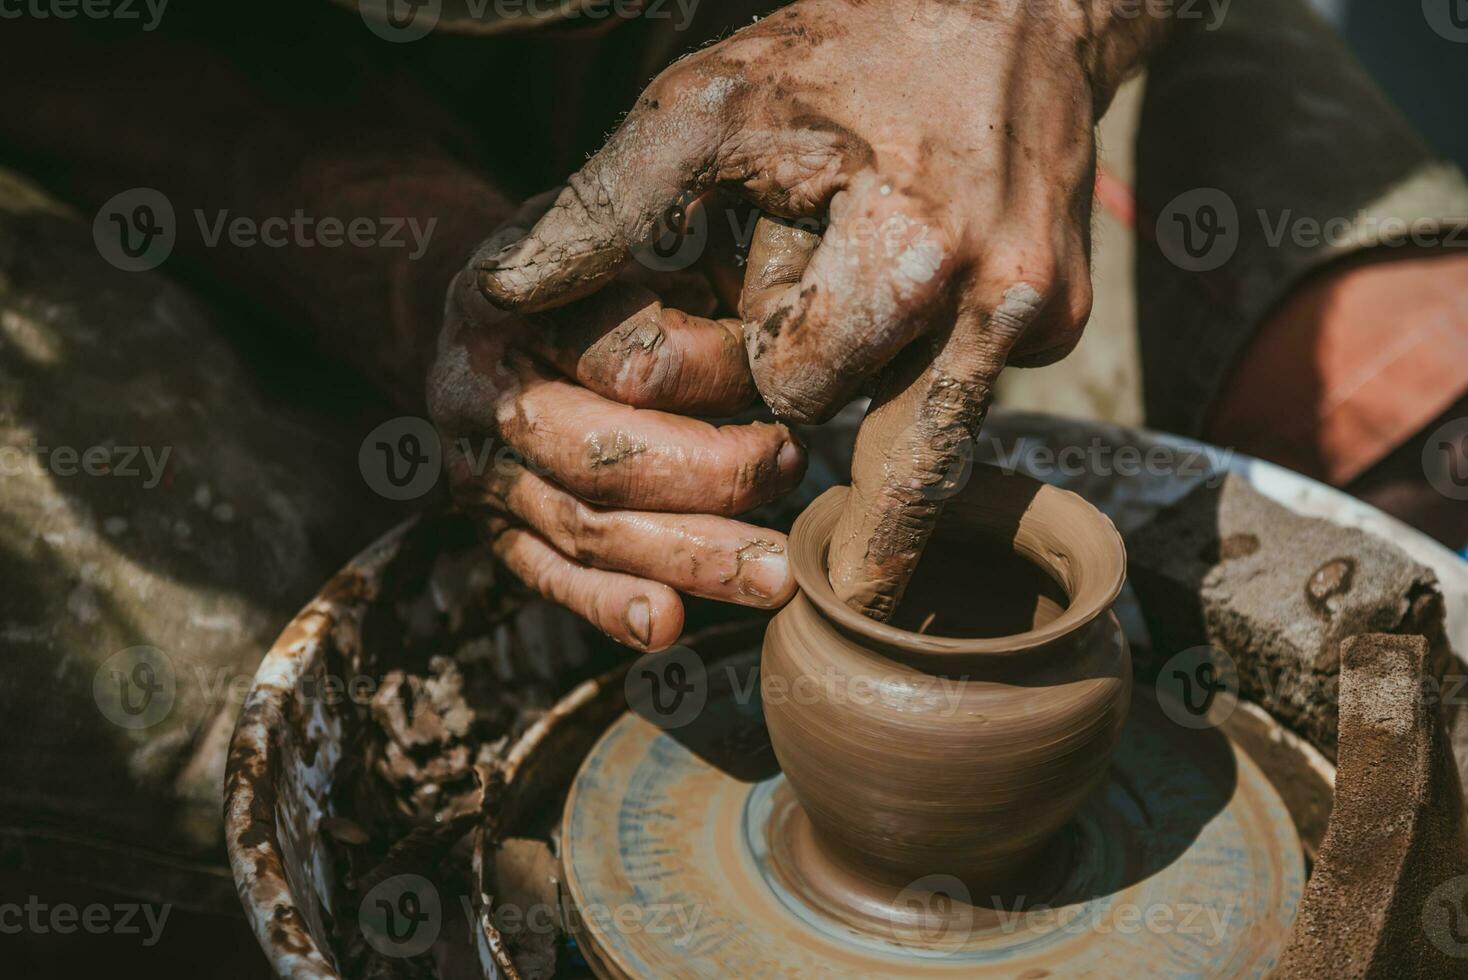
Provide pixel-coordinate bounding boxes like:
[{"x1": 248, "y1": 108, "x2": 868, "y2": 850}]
[{"x1": 788, "y1": 481, "x2": 1127, "y2": 672}]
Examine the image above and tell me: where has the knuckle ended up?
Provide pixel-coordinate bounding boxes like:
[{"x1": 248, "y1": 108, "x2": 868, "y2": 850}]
[
  {"x1": 767, "y1": 389, "x2": 835, "y2": 426},
  {"x1": 1012, "y1": 324, "x2": 1084, "y2": 368},
  {"x1": 1008, "y1": 281, "x2": 1092, "y2": 368},
  {"x1": 639, "y1": 61, "x2": 708, "y2": 117},
  {"x1": 911, "y1": 213, "x2": 960, "y2": 266},
  {"x1": 748, "y1": 357, "x2": 833, "y2": 425},
  {"x1": 982, "y1": 249, "x2": 1058, "y2": 341},
  {"x1": 650, "y1": 49, "x2": 742, "y2": 105},
  {"x1": 527, "y1": 548, "x2": 564, "y2": 601},
  {"x1": 578, "y1": 430, "x2": 643, "y2": 503},
  {"x1": 563, "y1": 168, "x2": 619, "y2": 229},
  {"x1": 726, "y1": 463, "x2": 765, "y2": 512},
  {"x1": 580, "y1": 429, "x2": 646, "y2": 471},
  {"x1": 1067, "y1": 276, "x2": 1095, "y2": 329},
  {"x1": 554, "y1": 496, "x2": 607, "y2": 566},
  {"x1": 640, "y1": 66, "x2": 684, "y2": 106},
  {"x1": 600, "y1": 310, "x2": 680, "y2": 406},
  {"x1": 721, "y1": 427, "x2": 783, "y2": 510},
  {"x1": 993, "y1": 255, "x2": 1057, "y2": 303}
]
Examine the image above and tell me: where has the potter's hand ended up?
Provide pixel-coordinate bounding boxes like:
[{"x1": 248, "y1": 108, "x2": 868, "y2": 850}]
[
  {"x1": 429, "y1": 201, "x2": 805, "y2": 652},
  {"x1": 475, "y1": 0, "x2": 1169, "y2": 618}
]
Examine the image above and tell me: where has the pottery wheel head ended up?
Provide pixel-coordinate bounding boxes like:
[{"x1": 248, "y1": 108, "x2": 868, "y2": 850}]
[{"x1": 560, "y1": 667, "x2": 1305, "y2": 979}]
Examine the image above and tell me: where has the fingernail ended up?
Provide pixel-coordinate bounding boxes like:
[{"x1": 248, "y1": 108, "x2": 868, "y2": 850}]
[
  {"x1": 776, "y1": 438, "x2": 807, "y2": 493},
  {"x1": 476, "y1": 266, "x2": 527, "y2": 311},
  {"x1": 625, "y1": 595, "x2": 653, "y2": 647},
  {"x1": 738, "y1": 546, "x2": 792, "y2": 605}
]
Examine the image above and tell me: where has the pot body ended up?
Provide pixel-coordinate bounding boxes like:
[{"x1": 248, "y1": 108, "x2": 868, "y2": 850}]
[{"x1": 762, "y1": 477, "x2": 1131, "y2": 892}]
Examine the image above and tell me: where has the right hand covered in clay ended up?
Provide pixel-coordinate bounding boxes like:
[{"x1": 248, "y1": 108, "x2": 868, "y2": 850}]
[
  {"x1": 471, "y1": 0, "x2": 1173, "y2": 620},
  {"x1": 429, "y1": 197, "x2": 806, "y2": 652}
]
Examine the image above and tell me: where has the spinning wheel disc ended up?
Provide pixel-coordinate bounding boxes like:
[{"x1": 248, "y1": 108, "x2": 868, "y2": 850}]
[{"x1": 561, "y1": 688, "x2": 1305, "y2": 978}]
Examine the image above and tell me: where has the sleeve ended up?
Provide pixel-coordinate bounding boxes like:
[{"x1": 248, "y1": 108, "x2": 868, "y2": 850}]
[{"x1": 1132, "y1": 0, "x2": 1468, "y2": 438}]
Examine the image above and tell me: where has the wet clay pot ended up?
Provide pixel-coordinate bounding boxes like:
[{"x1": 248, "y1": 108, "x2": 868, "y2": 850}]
[{"x1": 761, "y1": 471, "x2": 1131, "y2": 907}]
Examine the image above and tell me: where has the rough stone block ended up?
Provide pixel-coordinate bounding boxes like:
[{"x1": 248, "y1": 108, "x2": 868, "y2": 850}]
[{"x1": 1126, "y1": 474, "x2": 1449, "y2": 754}]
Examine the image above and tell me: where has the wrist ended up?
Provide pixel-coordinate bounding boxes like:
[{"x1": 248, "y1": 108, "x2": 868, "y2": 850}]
[{"x1": 1074, "y1": 0, "x2": 1177, "y2": 117}]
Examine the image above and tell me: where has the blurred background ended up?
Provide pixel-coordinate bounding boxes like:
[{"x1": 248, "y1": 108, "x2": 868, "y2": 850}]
[{"x1": 1311, "y1": 0, "x2": 1468, "y2": 169}]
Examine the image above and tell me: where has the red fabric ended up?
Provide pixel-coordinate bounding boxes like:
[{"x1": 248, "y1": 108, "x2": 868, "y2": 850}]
[{"x1": 1208, "y1": 251, "x2": 1468, "y2": 485}]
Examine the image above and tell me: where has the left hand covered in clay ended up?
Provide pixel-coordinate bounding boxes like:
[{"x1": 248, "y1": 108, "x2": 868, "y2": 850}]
[
  {"x1": 431, "y1": 193, "x2": 806, "y2": 652},
  {"x1": 477, "y1": 0, "x2": 1172, "y2": 618}
]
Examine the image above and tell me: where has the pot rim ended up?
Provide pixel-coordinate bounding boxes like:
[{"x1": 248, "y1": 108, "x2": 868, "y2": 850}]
[{"x1": 790, "y1": 474, "x2": 1127, "y2": 658}]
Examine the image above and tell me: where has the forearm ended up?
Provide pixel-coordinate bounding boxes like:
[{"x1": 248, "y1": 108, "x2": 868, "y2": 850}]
[
  {"x1": 1133, "y1": 0, "x2": 1468, "y2": 440},
  {"x1": 0, "y1": 17, "x2": 514, "y2": 407}
]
